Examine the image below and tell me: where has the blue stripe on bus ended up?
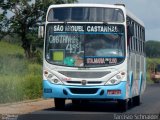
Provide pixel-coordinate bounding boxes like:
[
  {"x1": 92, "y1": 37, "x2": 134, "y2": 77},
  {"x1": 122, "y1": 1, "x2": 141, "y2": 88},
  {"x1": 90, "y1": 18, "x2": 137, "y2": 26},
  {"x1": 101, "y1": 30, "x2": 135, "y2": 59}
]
[
  {"x1": 129, "y1": 72, "x2": 133, "y2": 98},
  {"x1": 139, "y1": 72, "x2": 143, "y2": 94}
]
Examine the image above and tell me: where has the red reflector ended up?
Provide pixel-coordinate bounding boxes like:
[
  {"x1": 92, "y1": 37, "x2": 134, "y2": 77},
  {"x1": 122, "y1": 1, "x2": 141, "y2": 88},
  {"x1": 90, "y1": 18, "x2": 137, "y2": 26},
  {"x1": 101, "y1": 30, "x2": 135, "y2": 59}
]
[{"x1": 107, "y1": 90, "x2": 121, "y2": 95}]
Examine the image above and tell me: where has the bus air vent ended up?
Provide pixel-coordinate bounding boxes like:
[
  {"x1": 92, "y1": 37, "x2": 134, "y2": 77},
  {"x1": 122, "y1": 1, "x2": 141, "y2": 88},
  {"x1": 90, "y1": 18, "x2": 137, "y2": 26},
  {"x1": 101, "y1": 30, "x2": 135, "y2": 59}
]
[
  {"x1": 59, "y1": 71, "x2": 111, "y2": 78},
  {"x1": 69, "y1": 88, "x2": 99, "y2": 94}
]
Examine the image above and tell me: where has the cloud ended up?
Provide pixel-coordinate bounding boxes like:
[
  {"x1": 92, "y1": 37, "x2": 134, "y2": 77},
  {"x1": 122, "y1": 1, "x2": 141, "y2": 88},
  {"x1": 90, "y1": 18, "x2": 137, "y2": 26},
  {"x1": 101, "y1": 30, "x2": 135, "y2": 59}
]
[
  {"x1": 124, "y1": 0, "x2": 160, "y2": 29},
  {"x1": 146, "y1": 28, "x2": 160, "y2": 41}
]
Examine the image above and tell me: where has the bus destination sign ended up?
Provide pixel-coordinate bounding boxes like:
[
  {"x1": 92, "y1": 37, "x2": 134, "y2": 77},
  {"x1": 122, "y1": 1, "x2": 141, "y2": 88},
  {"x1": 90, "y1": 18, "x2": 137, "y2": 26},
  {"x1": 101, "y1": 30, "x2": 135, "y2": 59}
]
[{"x1": 51, "y1": 24, "x2": 123, "y2": 33}]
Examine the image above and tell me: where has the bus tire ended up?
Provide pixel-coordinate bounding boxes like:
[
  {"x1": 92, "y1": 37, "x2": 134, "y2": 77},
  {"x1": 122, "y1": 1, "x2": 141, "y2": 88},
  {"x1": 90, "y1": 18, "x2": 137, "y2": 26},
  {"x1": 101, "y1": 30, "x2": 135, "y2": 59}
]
[
  {"x1": 54, "y1": 98, "x2": 65, "y2": 109},
  {"x1": 133, "y1": 95, "x2": 141, "y2": 106},
  {"x1": 72, "y1": 100, "x2": 81, "y2": 105},
  {"x1": 128, "y1": 98, "x2": 133, "y2": 108},
  {"x1": 72, "y1": 100, "x2": 89, "y2": 106},
  {"x1": 81, "y1": 100, "x2": 89, "y2": 104},
  {"x1": 117, "y1": 99, "x2": 128, "y2": 112}
]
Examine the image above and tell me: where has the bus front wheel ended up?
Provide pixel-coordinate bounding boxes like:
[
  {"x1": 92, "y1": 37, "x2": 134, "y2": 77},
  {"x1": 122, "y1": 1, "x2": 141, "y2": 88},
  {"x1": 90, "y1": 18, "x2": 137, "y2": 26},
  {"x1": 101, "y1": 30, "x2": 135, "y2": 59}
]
[
  {"x1": 72, "y1": 100, "x2": 89, "y2": 106},
  {"x1": 54, "y1": 98, "x2": 65, "y2": 109},
  {"x1": 72, "y1": 100, "x2": 81, "y2": 105}
]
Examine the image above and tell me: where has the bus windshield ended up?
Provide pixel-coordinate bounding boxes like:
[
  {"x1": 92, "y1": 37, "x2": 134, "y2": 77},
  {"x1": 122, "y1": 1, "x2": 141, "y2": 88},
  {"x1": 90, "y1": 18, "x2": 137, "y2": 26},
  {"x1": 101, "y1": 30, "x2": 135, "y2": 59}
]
[
  {"x1": 45, "y1": 24, "x2": 125, "y2": 67},
  {"x1": 47, "y1": 7, "x2": 124, "y2": 22}
]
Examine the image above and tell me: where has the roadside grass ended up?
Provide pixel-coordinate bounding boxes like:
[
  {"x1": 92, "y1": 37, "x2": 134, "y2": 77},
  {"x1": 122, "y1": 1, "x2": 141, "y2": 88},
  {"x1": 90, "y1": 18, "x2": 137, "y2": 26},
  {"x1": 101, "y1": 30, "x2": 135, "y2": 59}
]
[{"x1": 0, "y1": 41, "x2": 42, "y2": 104}]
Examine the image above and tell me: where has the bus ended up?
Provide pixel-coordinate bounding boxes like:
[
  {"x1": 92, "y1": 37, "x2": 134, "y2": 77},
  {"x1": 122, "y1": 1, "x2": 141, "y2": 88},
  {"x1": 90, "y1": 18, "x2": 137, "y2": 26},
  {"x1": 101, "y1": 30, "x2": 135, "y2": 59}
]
[{"x1": 39, "y1": 3, "x2": 146, "y2": 111}]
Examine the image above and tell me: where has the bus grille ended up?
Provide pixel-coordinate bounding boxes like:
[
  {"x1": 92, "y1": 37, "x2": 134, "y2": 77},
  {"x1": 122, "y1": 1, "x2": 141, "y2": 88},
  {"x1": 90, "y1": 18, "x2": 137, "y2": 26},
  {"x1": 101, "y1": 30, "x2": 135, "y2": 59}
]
[
  {"x1": 69, "y1": 88, "x2": 99, "y2": 94},
  {"x1": 66, "y1": 81, "x2": 102, "y2": 84},
  {"x1": 59, "y1": 71, "x2": 111, "y2": 78}
]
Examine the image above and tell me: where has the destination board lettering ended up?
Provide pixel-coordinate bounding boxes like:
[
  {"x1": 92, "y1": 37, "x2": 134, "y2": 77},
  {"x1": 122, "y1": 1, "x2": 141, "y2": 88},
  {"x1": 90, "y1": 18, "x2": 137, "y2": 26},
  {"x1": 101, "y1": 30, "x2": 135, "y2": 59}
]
[
  {"x1": 86, "y1": 58, "x2": 118, "y2": 65},
  {"x1": 86, "y1": 26, "x2": 118, "y2": 32},
  {"x1": 108, "y1": 58, "x2": 117, "y2": 64},
  {"x1": 65, "y1": 25, "x2": 84, "y2": 32},
  {"x1": 49, "y1": 35, "x2": 79, "y2": 44},
  {"x1": 52, "y1": 24, "x2": 120, "y2": 33},
  {"x1": 87, "y1": 58, "x2": 105, "y2": 64},
  {"x1": 53, "y1": 25, "x2": 64, "y2": 31},
  {"x1": 53, "y1": 25, "x2": 84, "y2": 32}
]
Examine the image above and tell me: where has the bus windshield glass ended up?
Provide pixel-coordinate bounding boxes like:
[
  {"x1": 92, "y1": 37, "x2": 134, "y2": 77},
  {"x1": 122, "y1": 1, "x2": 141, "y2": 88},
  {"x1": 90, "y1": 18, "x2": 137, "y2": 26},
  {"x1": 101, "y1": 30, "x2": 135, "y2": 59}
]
[
  {"x1": 47, "y1": 7, "x2": 124, "y2": 22},
  {"x1": 45, "y1": 24, "x2": 125, "y2": 67}
]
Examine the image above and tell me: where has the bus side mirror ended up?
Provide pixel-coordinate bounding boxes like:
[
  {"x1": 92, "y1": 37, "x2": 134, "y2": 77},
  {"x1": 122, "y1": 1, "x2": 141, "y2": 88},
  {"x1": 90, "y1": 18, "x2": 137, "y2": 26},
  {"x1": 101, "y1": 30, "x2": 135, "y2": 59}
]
[
  {"x1": 127, "y1": 25, "x2": 134, "y2": 37},
  {"x1": 38, "y1": 25, "x2": 44, "y2": 39}
]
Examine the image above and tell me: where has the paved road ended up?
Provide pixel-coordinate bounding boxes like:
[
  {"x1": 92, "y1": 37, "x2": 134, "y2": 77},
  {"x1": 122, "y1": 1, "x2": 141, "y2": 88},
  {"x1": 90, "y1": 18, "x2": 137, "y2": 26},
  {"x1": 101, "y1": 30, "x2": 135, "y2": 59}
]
[{"x1": 18, "y1": 83, "x2": 160, "y2": 120}]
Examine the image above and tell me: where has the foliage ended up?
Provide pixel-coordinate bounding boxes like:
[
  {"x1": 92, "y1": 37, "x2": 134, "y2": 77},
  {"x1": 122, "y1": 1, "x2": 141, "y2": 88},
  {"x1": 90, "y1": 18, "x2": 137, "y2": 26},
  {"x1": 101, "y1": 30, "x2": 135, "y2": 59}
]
[
  {"x1": 0, "y1": 41, "x2": 42, "y2": 103},
  {"x1": 145, "y1": 40, "x2": 160, "y2": 58},
  {"x1": 0, "y1": 0, "x2": 77, "y2": 58},
  {"x1": 0, "y1": 0, "x2": 10, "y2": 39},
  {"x1": 145, "y1": 41, "x2": 160, "y2": 83},
  {"x1": 146, "y1": 58, "x2": 160, "y2": 83}
]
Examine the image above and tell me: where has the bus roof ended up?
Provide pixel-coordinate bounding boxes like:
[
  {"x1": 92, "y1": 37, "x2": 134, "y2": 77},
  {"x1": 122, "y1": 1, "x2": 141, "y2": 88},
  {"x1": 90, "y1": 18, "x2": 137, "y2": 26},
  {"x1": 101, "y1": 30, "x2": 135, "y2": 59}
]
[
  {"x1": 126, "y1": 9, "x2": 144, "y2": 27},
  {"x1": 48, "y1": 3, "x2": 125, "y2": 9},
  {"x1": 48, "y1": 3, "x2": 144, "y2": 26}
]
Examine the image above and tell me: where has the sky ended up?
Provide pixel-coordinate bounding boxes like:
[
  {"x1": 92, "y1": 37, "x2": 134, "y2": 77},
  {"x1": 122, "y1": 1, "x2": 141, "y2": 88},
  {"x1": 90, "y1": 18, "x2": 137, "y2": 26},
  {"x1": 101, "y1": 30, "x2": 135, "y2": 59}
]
[{"x1": 78, "y1": 0, "x2": 160, "y2": 41}]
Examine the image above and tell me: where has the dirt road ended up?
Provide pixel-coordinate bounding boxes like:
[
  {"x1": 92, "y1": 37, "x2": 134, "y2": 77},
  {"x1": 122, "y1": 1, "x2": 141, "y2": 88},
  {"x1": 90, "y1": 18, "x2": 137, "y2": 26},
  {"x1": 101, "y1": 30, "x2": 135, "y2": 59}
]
[{"x1": 0, "y1": 99, "x2": 54, "y2": 114}]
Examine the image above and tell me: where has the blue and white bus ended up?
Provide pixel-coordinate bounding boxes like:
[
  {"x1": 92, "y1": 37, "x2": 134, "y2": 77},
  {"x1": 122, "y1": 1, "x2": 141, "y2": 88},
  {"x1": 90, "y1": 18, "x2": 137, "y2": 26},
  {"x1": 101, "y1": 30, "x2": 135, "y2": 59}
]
[{"x1": 39, "y1": 4, "x2": 146, "y2": 111}]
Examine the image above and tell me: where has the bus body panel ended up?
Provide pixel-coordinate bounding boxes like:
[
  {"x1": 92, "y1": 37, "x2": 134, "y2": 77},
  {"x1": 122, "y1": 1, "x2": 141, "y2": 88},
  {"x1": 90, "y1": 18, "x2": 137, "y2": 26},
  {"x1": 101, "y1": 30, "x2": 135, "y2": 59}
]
[
  {"x1": 42, "y1": 4, "x2": 146, "y2": 110},
  {"x1": 43, "y1": 80, "x2": 127, "y2": 100}
]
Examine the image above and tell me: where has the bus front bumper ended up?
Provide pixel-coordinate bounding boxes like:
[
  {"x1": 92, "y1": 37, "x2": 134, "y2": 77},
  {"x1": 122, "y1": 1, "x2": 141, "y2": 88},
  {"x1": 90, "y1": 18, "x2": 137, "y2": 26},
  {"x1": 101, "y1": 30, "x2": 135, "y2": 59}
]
[{"x1": 43, "y1": 80, "x2": 127, "y2": 100}]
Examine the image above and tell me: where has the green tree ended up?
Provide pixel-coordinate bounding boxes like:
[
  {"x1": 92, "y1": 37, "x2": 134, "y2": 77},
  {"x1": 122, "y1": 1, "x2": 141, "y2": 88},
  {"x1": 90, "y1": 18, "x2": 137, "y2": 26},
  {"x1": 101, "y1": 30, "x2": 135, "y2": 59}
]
[
  {"x1": 0, "y1": 0, "x2": 10, "y2": 39},
  {"x1": 145, "y1": 40, "x2": 160, "y2": 58},
  {"x1": 2, "y1": 0, "x2": 77, "y2": 58}
]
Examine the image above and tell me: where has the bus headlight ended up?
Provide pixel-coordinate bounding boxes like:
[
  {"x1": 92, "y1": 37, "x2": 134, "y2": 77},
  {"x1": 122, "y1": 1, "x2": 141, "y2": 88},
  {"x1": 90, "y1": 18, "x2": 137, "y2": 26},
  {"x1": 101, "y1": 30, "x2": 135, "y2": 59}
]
[
  {"x1": 105, "y1": 72, "x2": 125, "y2": 85},
  {"x1": 44, "y1": 70, "x2": 63, "y2": 85},
  {"x1": 49, "y1": 76, "x2": 63, "y2": 85}
]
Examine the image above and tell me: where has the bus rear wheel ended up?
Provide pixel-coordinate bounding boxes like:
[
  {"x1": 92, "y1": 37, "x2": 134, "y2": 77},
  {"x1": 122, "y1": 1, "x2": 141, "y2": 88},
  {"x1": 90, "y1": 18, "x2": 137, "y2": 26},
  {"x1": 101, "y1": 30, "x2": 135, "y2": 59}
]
[
  {"x1": 54, "y1": 98, "x2": 65, "y2": 109},
  {"x1": 117, "y1": 99, "x2": 128, "y2": 112},
  {"x1": 133, "y1": 95, "x2": 141, "y2": 106}
]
